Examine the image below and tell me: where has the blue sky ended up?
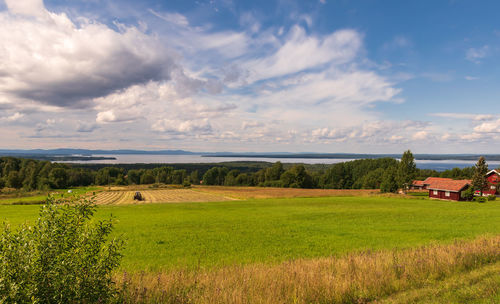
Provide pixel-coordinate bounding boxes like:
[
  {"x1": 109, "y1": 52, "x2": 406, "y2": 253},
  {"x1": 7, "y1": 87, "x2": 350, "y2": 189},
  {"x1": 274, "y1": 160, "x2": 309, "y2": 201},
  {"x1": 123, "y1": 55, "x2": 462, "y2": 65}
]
[{"x1": 0, "y1": 0, "x2": 499, "y2": 153}]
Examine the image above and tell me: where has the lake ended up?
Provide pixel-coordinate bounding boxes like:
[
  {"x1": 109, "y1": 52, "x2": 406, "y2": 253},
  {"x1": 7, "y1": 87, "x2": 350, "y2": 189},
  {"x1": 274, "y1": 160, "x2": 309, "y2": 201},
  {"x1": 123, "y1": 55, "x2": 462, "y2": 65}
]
[{"x1": 58, "y1": 154, "x2": 500, "y2": 171}]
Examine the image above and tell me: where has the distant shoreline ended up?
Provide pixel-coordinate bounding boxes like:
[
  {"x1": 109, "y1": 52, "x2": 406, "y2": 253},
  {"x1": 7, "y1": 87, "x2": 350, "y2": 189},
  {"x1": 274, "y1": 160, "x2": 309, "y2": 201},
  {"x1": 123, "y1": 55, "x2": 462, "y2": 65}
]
[{"x1": 202, "y1": 153, "x2": 500, "y2": 161}]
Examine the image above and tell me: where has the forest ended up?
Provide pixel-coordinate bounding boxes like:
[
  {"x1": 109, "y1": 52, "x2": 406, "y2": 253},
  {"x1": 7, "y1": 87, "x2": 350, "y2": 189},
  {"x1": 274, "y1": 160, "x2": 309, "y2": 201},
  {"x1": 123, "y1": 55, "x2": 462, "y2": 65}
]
[{"x1": 0, "y1": 153, "x2": 477, "y2": 192}]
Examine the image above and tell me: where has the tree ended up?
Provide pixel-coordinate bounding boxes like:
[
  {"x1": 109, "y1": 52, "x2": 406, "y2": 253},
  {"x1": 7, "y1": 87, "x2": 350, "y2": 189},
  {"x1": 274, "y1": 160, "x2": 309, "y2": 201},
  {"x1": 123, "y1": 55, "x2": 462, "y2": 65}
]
[
  {"x1": 472, "y1": 156, "x2": 488, "y2": 196},
  {"x1": 49, "y1": 167, "x2": 69, "y2": 189},
  {"x1": 397, "y1": 150, "x2": 416, "y2": 193},
  {"x1": 265, "y1": 162, "x2": 284, "y2": 181},
  {"x1": 380, "y1": 167, "x2": 399, "y2": 193},
  {"x1": 0, "y1": 196, "x2": 123, "y2": 303}
]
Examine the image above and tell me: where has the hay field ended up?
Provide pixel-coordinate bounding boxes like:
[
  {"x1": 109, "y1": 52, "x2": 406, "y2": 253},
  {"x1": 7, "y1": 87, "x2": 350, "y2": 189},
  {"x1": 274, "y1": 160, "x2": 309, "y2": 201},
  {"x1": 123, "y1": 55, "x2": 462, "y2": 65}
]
[
  {"x1": 93, "y1": 188, "x2": 233, "y2": 205},
  {"x1": 194, "y1": 185, "x2": 378, "y2": 199}
]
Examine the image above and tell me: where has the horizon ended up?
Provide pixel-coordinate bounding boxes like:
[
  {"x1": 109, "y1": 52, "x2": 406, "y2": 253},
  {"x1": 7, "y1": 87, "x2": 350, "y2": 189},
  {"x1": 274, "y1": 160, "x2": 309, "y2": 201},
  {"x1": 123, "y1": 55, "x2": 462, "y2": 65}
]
[{"x1": 1, "y1": 0, "x2": 500, "y2": 153}]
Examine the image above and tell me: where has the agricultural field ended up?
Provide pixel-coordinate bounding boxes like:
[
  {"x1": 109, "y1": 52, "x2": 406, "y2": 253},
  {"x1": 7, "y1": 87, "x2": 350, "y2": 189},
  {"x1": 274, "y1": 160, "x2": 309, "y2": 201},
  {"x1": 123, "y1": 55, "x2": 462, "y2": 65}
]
[
  {"x1": 93, "y1": 188, "x2": 234, "y2": 205},
  {"x1": 1, "y1": 195, "x2": 499, "y2": 271},
  {"x1": 194, "y1": 185, "x2": 378, "y2": 199},
  {"x1": 0, "y1": 186, "x2": 101, "y2": 205},
  {"x1": 1, "y1": 188, "x2": 499, "y2": 303}
]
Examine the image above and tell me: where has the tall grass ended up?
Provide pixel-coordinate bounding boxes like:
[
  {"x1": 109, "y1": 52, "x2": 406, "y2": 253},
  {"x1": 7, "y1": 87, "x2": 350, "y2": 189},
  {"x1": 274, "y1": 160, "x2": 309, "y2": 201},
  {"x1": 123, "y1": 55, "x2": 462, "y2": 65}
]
[{"x1": 117, "y1": 235, "x2": 500, "y2": 303}]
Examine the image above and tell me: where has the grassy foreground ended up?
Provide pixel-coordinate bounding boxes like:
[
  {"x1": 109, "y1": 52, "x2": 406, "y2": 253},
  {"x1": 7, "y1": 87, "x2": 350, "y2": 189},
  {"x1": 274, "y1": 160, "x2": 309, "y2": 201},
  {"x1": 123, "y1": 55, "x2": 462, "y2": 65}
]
[
  {"x1": 1, "y1": 195, "x2": 499, "y2": 271},
  {"x1": 117, "y1": 236, "x2": 500, "y2": 303}
]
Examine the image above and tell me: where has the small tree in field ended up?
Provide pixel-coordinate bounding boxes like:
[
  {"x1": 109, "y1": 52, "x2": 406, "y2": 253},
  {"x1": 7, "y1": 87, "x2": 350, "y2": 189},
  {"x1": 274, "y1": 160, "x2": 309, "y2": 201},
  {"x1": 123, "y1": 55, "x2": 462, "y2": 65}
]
[
  {"x1": 472, "y1": 156, "x2": 488, "y2": 196},
  {"x1": 0, "y1": 196, "x2": 123, "y2": 303}
]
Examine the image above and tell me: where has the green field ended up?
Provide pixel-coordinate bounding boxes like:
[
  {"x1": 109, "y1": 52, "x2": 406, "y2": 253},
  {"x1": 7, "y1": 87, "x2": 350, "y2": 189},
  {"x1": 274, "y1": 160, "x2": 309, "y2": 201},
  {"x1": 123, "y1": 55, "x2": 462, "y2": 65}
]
[
  {"x1": 0, "y1": 187, "x2": 100, "y2": 205},
  {"x1": 1, "y1": 196, "x2": 499, "y2": 271}
]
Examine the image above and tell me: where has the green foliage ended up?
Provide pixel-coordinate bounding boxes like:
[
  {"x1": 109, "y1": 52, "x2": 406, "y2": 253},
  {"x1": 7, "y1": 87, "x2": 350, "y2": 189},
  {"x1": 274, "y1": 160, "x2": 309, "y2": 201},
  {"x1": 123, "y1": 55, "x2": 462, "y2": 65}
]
[
  {"x1": 472, "y1": 156, "x2": 489, "y2": 196},
  {"x1": 0, "y1": 196, "x2": 123, "y2": 303},
  {"x1": 461, "y1": 187, "x2": 475, "y2": 201},
  {"x1": 474, "y1": 196, "x2": 487, "y2": 203},
  {"x1": 380, "y1": 167, "x2": 399, "y2": 193},
  {"x1": 487, "y1": 195, "x2": 496, "y2": 201},
  {"x1": 397, "y1": 150, "x2": 417, "y2": 191}
]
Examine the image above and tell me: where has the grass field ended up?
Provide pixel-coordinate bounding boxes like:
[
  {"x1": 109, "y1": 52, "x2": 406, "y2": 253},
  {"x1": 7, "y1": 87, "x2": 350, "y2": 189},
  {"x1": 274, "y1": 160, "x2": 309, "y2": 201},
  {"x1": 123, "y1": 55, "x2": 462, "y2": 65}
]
[
  {"x1": 0, "y1": 186, "x2": 100, "y2": 205},
  {"x1": 1, "y1": 195, "x2": 499, "y2": 271}
]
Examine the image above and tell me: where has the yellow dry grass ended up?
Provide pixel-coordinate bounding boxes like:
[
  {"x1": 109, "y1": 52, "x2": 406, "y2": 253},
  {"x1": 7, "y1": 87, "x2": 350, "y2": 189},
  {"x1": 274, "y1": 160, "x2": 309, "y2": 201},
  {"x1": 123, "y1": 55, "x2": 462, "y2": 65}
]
[
  {"x1": 93, "y1": 189, "x2": 233, "y2": 205},
  {"x1": 193, "y1": 185, "x2": 378, "y2": 199},
  {"x1": 116, "y1": 235, "x2": 500, "y2": 304}
]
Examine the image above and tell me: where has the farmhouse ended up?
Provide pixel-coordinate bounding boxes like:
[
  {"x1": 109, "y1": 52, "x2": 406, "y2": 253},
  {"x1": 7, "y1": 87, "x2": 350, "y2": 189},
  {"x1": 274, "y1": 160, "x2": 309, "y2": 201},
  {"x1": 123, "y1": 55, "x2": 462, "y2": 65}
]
[
  {"x1": 411, "y1": 177, "x2": 452, "y2": 190},
  {"x1": 427, "y1": 179, "x2": 471, "y2": 201},
  {"x1": 484, "y1": 169, "x2": 500, "y2": 196},
  {"x1": 410, "y1": 180, "x2": 425, "y2": 190}
]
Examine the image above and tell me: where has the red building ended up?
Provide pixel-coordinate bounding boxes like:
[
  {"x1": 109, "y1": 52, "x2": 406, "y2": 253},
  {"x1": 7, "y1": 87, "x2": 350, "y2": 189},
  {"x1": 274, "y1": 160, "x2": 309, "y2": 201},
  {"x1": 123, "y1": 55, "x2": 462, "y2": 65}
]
[
  {"x1": 427, "y1": 179, "x2": 471, "y2": 201},
  {"x1": 412, "y1": 177, "x2": 453, "y2": 190},
  {"x1": 484, "y1": 170, "x2": 500, "y2": 196},
  {"x1": 410, "y1": 180, "x2": 425, "y2": 189}
]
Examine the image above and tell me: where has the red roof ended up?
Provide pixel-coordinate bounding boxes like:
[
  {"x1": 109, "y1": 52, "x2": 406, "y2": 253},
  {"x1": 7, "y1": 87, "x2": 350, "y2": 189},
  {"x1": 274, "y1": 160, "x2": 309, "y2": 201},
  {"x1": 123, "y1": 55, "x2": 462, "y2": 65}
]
[
  {"x1": 422, "y1": 177, "x2": 452, "y2": 186},
  {"x1": 427, "y1": 179, "x2": 471, "y2": 192},
  {"x1": 412, "y1": 180, "x2": 425, "y2": 186}
]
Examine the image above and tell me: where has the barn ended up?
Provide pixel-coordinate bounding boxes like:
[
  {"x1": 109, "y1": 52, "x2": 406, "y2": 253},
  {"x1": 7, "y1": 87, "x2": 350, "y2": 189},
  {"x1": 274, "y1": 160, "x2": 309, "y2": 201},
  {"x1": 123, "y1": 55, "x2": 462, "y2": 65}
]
[
  {"x1": 484, "y1": 169, "x2": 500, "y2": 196},
  {"x1": 427, "y1": 179, "x2": 471, "y2": 201}
]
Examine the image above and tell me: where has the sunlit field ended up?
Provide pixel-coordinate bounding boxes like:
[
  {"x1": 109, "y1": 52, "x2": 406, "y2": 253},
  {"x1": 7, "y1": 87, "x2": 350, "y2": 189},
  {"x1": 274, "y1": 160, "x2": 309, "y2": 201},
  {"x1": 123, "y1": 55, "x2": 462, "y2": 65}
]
[{"x1": 2, "y1": 194, "x2": 499, "y2": 271}]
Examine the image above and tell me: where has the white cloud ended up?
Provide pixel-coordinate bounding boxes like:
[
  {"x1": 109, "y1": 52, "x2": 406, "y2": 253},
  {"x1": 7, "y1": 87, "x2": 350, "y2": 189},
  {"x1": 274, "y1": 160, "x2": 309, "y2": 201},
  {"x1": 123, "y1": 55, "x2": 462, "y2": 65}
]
[
  {"x1": 1, "y1": 112, "x2": 24, "y2": 122},
  {"x1": 0, "y1": 2, "x2": 175, "y2": 108},
  {"x1": 152, "y1": 118, "x2": 212, "y2": 134},
  {"x1": 244, "y1": 26, "x2": 362, "y2": 82},
  {"x1": 412, "y1": 131, "x2": 428, "y2": 140},
  {"x1": 465, "y1": 76, "x2": 479, "y2": 80},
  {"x1": 466, "y1": 45, "x2": 489, "y2": 63},
  {"x1": 431, "y1": 113, "x2": 495, "y2": 121},
  {"x1": 473, "y1": 119, "x2": 500, "y2": 133}
]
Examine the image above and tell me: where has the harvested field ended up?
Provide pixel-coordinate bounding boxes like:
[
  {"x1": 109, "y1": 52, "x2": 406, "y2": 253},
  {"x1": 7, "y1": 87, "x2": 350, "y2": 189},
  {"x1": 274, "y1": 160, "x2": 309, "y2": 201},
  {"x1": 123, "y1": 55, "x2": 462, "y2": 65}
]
[
  {"x1": 93, "y1": 189, "x2": 233, "y2": 205},
  {"x1": 193, "y1": 185, "x2": 378, "y2": 199}
]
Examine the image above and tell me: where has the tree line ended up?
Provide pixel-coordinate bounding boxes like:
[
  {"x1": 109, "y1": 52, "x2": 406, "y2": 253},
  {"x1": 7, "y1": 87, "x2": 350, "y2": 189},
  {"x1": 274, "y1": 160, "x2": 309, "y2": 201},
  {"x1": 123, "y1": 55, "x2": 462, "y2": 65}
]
[{"x1": 0, "y1": 152, "x2": 478, "y2": 191}]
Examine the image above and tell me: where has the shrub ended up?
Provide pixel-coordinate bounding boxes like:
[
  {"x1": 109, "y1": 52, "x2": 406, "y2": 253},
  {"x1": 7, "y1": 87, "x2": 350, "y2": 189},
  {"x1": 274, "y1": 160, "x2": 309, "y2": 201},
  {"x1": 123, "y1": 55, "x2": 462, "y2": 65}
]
[
  {"x1": 487, "y1": 195, "x2": 496, "y2": 201},
  {"x1": 474, "y1": 196, "x2": 487, "y2": 203},
  {"x1": 0, "y1": 196, "x2": 123, "y2": 303},
  {"x1": 461, "y1": 188, "x2": 475, "y2": 201}
]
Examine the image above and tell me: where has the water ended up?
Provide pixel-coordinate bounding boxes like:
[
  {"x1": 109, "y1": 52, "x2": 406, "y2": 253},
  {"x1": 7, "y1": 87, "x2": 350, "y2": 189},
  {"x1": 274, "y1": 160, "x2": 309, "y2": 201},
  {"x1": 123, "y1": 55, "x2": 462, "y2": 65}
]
[{"x1": 57, "y1": 154, "x2": 500, "y2": 171}]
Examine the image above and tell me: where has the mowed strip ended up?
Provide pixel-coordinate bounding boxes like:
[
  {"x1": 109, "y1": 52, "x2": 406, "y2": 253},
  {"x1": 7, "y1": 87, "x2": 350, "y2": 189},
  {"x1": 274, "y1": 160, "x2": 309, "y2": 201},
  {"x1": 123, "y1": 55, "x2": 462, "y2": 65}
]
[{"x1": 93, "y1": 189, "x2": 232, "y2": 205}]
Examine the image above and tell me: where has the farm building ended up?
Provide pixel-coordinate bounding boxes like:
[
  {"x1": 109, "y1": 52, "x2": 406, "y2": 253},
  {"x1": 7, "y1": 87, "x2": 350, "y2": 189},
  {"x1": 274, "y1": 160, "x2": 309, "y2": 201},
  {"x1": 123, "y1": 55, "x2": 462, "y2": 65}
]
[
  {"x1": 411, "y1": 177, "x2": 452, "y2": 190},
  {"x1": 484, "y1": 169, "x2": 500, "y2": 196},
  {"x1": 410, "y1": 180, "x2": 425, "y2": 190},
  {"x1": 427, "y1": 179, "x2": 471, "y2": 201}
]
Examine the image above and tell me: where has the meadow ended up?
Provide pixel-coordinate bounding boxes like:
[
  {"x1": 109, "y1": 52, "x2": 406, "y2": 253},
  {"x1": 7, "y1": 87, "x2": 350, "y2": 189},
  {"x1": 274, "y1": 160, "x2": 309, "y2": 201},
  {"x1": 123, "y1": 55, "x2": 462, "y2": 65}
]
[{"x1": 1, "y1": 194, "x2": 499, "y2": 272}]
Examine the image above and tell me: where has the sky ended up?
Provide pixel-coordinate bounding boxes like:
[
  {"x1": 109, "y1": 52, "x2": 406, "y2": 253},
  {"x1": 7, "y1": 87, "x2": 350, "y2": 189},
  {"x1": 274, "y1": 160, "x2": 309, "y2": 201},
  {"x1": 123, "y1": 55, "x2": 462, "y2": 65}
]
[{"x1": 1, "y1": 0, "x2": 500, "y2": 153}]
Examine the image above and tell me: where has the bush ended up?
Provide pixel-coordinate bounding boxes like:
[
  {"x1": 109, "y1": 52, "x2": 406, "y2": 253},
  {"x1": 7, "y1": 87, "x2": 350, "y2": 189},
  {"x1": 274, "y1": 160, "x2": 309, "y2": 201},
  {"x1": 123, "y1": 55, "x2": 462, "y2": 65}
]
[
  {"x1": 474, "y1": 196, "x2": 487, "y2": 203},
  {"x1": 0, "y1": 196, "x2": 123, "y2": 303},
  {"x1": 487, "y1": 195, "x2": 496, "y2": 201},
  {"x1": 461, "y1": 188, "x2": 475, "y2": 201}
]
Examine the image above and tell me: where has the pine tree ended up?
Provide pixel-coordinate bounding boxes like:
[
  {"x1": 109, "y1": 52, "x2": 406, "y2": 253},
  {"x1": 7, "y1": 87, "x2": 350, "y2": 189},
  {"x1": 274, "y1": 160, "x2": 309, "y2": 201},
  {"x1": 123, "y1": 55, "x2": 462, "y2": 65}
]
[{"x1": 472, "y1": 156, "x2": 488, "y2": 196}]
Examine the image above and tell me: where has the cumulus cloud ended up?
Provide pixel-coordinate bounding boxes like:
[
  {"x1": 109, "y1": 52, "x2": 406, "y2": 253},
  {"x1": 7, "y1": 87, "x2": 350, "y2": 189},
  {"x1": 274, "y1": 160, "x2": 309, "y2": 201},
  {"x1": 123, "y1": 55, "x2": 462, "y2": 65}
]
[
  {"x1": 0, "y1": 1, "x2": 175, "y2": 108},
  {"x1": 473, "y1": 119, "x2": 500, "y2": 133},
  {"x1": 310, "y1": 120, "x2": 429, "y2": 143},
  {"x1": 152, "y1": 118, "x2": 213, "y2": 134}
]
